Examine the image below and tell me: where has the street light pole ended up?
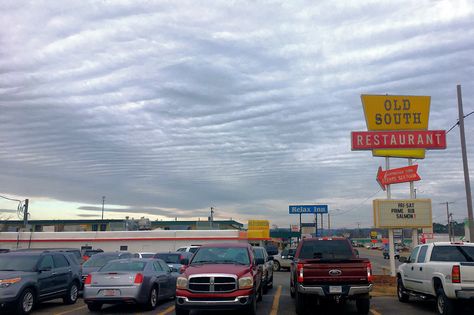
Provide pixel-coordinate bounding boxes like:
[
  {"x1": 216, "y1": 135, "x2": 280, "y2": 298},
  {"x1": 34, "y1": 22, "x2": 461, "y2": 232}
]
[
  {"x1": 101, "y1": 196, "x2": 105, "y2": 221},
  {"x1": 457, "y1": 85, "x2": 474, "y2": 242}
]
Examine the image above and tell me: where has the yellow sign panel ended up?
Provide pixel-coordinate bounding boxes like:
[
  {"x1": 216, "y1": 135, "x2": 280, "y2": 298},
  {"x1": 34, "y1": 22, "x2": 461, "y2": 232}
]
[
  {"x1": 248, "y1": 220, "x2": 270, "y2": 230},
  {"x1": 247, "y1": 230, "x2": 270, "y2": 239},
  {"x1": 373, "y1": 199, "x2": 432, "y2": 228},
  {"x1": 361, "y1": 95, "x2": 431, "y2": 159}
]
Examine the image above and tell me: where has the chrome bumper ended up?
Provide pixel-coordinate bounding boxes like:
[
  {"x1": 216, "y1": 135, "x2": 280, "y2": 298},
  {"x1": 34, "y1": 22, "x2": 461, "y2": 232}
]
[
  {"x1": 297, "y1": 283, "x2": 373, "y2": 296},
  {"x1": 176, "y1": 295, "x2": 251, "y2": 307},
  {"x1": 456, "y1": 290, "x2": 474, "y2": 299}
]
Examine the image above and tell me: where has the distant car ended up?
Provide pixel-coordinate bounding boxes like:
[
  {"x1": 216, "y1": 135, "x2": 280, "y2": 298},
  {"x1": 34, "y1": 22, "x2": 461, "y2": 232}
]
[
  {"x1": 176, "y1": 245, "x2": 201, "y2": 254},
  {"x1": 0, "y1": 251, "x2": 81, "y2": 314},
  {"x1": 81, "y1": 252, "x2": 133, "y2": 285},
  {"x1": 83, "y1": 258, "x2": 177, "y2": 311},
  {"x1": 264, "y1": 244, "x2": 279, "y2": 256},
  {"x1": 82, "y1": 249, "x2": 104, "y2": 262},
  {"x1": 272, "y1": 248, "x2": 296, "y2": 271},
  {"x1": 0, "y1": 249, "x2": 10, "y2": 253},
  {"x1": 253, "y1": 246, "x2": 274, "y2": 293},
  {"x1": 153, "y1": 252, "x2": 193, "y2": 273},
  {"x1": 133, "y1": 252, "x2": 156, "y2": 259},
  {"x1": 382, "y1": 248, "x2": 400, "y2": 259}
]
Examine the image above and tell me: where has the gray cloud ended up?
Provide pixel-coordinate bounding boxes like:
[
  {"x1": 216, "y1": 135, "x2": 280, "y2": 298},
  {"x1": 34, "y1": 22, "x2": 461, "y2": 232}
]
[{"x1": 1, "y1": 1, "x2": 473, "y2": 228}]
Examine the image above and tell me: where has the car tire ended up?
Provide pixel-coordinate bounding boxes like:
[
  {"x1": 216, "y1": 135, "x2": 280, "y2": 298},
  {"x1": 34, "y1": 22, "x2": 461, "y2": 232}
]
[
  {"x1": 257, "y1": 283, "x2": 263, "y2": 302},
  {"x1": 175, "y1": 303, "x2": 190, "y2": 315},
  {"x1": 397, "y1": 277, "x2": 409, "y2": 302},
  {"x1": 16, "y1": 288, "x2": 35, "y2": 315},
  {"x1": 63, "y1": 281, "x2": 79, "y2": 305},
  {"x1": 244, "y1": 292, "x2": 257, "y2": 315},
  {"x1": 273, "y1": 261, "x2": 280, "y2": 271},
  {"x1": 268, "y1": 274, "x2": 273, "y2": 289},
  {"x1": 87, "y1": 302, "x2": 102, "y2": 312},
  {"x1": 356, "y1": 297, "x2": 370, "y2": 314},
  {"x1": 144, "y1": 286, "x2": 159, "y2": 310},
  {"x1": 437, "y1": 287, "x2": 456, "y2": 315},
  {"x1": 295, "y1": 291, "x2": 307, "y2": 315}
]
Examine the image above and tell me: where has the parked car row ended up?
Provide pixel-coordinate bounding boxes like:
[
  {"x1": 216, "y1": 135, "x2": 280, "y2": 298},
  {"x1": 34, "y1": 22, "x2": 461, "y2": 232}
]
[{"x1": 0, "y1": 243, "x2": 277, "y2": 315}]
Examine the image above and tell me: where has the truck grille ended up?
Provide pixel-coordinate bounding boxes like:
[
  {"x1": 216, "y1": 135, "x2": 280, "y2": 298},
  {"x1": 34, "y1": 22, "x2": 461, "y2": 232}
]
[{"x1": 188, "y1": 275, "x2": 237, "y2": 292}]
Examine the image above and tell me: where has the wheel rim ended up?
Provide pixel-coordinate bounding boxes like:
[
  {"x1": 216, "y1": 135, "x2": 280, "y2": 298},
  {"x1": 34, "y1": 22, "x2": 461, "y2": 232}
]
[
  {"x1": 151, "y1": 289, "x2": 157, "y2": 307},
  {"x1": 397, "y1": 283, "x2": 402, "y2": 298},
  {"x1": 273, "y1": 262, "x2": 279, "y2": 271},
  {"x1": 23, "y1": 291, "x2": 34, "y2": 312},
  {"x1": 70, "y1": 284, "x2": 78, "y2": 301},
  {"x1": 437, "y1": 294, "x2": 444, "y2": 313}
]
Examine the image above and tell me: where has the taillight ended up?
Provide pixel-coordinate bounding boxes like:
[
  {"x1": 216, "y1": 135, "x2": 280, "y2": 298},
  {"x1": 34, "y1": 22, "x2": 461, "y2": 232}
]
[
  {"x1": 84, "y1": 274, "x2": 92, "y2": 285},
  {"x1": 297, "y1": 263, "x2": 304, "y2": 283},
  {"x1": 366, "y1": 262, "x2": 373, "y2": 282},
  {"x1": 134, "y1": 273, "x2": 144, "y2": 284},
  {"x1": 452, "y1": 265, "x2": 461, "y2": 283}
]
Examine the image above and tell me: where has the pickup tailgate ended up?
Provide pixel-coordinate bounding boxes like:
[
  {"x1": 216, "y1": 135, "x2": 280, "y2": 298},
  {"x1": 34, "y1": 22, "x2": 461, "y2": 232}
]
[
  {"x1": 302, "y1": 259, "x2": 369, "y2": 284},
  {"x1": 460, "y1": 262, "x2": 474, "y2": 284}
]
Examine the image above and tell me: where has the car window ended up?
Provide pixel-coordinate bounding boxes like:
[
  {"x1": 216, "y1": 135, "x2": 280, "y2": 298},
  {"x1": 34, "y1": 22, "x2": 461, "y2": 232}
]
[
  {"x1": 408, "y1": 246, "x2": 420, "y2": 263},
  {"x1": 417, "y1": 245, "x2": 428, "y2": 263},
  {"x1": 159, "y1": 260, "x2": 170, "y2": 271},
  {"x1": 431, "y1": 246, "x2": 474, "y2": 262},
  {"x1": 191, "y1": 247, "x2": 250, "y2": 265},
  {"x1": 83, "y1": 255, "x2": 119, "y2": 267},
  {"x1": 176, "y1": 248, "x2": 185, "y2": 252},
  {"x1": 0, "y1": 254, "x2": 40, "y2": 271},
  {"x1": 53, "y1": 254, "x2": 70, "y2": 268},
  {"x1": 153, "y1": 261, "x2": 163, "y2": 271},
  {"x1": 253, "y1": 249, "x2": 264, "y2": 260},
  {"x1": 189, "y1": 247, "x2": 199, "y2": 253},
  {"x1": 39, "y1": 255, "x2": 54, "y2": 270},
  {"x1": 299, "y1": 240, "x2": 353, "y2": 260},
  {"x1": 101, "y1": 261, "x2": 146, "y2": 271},
  {"x1": 281, "y1": 249, "x2": 288, "y2": 256},
  {"x1": 154, "y1": 253, "x2": 181, "y2": 263}
]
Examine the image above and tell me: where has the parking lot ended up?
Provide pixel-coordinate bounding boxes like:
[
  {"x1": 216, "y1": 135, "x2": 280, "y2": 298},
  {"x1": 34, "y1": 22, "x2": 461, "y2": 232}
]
[{"x1": 5, "y1": 269, "x2": 470, "y2": 315}]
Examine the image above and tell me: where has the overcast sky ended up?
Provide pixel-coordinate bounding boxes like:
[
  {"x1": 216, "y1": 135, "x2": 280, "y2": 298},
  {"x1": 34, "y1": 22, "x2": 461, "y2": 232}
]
[{"x1": 1, "y1": 0, "x2": 473, "y2": 229}]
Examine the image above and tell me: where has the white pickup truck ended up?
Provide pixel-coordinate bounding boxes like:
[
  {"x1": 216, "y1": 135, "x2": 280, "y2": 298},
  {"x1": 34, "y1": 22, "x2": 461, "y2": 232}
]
[{"x1": 397, "y1": 242, "x2": 474, "y2": 315}]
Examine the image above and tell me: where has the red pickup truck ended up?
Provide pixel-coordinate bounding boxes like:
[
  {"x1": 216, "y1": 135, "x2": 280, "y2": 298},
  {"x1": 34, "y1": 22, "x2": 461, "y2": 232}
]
[
  {"x1": 290, "y1": 237, "x2": 373, "y2": 315},
  {"x1": 175, "y1": 243, "x2": 263, "y2": 315}
]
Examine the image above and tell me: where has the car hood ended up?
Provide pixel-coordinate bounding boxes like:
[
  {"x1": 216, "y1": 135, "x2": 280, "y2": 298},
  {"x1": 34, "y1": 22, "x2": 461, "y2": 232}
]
[
  {"x1": 0, "y1": 270, "x2": 36, "y2": 280},
  {"x1": 184, "y1": 264, "x2": 252, "y2": 278}
]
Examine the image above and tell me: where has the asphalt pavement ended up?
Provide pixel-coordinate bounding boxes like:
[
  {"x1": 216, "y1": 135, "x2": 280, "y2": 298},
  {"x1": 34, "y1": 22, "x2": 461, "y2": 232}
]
[{"x1": 4, "y1": 267, "x2": 461, "y2": 315}]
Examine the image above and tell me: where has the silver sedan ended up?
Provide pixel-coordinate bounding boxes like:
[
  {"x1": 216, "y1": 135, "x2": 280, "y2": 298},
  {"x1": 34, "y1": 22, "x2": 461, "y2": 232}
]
[{"x1": 83, "y1": 258, "x2": 177, "y2": 311}]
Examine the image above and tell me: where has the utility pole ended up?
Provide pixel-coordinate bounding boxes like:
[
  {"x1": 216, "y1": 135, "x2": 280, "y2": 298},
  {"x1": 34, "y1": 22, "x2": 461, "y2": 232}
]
[
  {"x1": 210, "y1": 207, "x2": 214, "y2": 229},
  {"x1": 457, "y1": 85, "x2": 474, "y2": 242},
  {"x1": 101, "y1": 196, "x2": 105, "y2": 221},
  {"x1": 441, "y1": 202, "x2": 454, "y2": 241},
  {"x1": 23, "y1": 199, "x2": 29, "y2": 228}
]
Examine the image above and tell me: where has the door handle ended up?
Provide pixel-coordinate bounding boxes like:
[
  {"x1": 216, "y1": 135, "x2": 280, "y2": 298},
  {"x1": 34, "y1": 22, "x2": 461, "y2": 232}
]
[
  {"x1": 419, "y1": 267, "x2": 423, "y2": 271},
  {"x1": 411, "y1": 266, "x2": 414, "y2": 271}
]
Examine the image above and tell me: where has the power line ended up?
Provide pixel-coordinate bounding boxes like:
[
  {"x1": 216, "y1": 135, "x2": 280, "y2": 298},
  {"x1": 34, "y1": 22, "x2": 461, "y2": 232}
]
[{"x1": 0, "y1": 194, "x2": 22, "y2": 202}]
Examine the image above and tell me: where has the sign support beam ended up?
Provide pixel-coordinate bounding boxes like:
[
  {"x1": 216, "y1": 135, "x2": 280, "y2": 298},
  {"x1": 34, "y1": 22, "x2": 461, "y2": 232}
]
[
  {"x1": 409, "y1": 158, "x2": 418, "y2": 248},
  {"x1": 386, "y1": 157, "x2": 396, "y2": 277}
]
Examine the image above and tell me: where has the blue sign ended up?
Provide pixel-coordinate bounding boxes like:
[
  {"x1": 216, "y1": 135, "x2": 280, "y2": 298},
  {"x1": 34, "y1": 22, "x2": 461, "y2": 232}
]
[{"x1": 289, "y1": 205, "x2": 328, "y2": 214}]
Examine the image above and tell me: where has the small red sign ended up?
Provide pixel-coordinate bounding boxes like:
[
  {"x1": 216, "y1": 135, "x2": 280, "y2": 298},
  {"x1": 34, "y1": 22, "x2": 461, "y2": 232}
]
[
  {"x1": 351, "y1": 130, "x2": 446, "y2": 150},
  {"x1": 376, "y1": 165, "x2": 421, "y2": 191}
]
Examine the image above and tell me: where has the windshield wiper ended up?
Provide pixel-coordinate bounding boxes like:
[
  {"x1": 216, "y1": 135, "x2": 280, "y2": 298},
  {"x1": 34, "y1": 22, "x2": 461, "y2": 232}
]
[
  {"x1": 191, "y1": 260, "x2": 216, "y2": 265},
  {"x1": 218, "y1": 260, "x2": 247, "y2": 265}
]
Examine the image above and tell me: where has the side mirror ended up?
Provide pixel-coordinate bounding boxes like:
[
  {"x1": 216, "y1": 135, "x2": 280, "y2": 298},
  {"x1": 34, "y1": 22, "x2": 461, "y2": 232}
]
[
  {"x1": 255, "y1": 258, "x2": 265, "y2": 265},
  {"x1": 39, "y1": 266, "x2": 52, "y2": 272},
  {"x1": 399, "y1": 256, "x2": 408, "y2": 263}
]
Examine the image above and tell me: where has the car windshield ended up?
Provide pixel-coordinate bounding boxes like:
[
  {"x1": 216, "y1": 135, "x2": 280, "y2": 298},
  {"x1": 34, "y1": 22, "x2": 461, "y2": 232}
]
[
  {"x1": 253, "y1": 249, "x2": 264, "y2": 259},
  {"x1": 83, "y1": 255, "x2": 119, "y2": 267},
  {"x1": 299, "y1": 240, "x2": 354, "y2": 260},
  {"x1": 192, "y1": 247, "x2": 250, "y2": 265},
  {"x1": 154, "y1": 253, "x2": 181, "y2": 263},
  {"x1": 100, "y1": 261, "x2": 146, "y2": 271},
  {"x1": 0, "y1": 254, "x2": 39, "y2": 271}
]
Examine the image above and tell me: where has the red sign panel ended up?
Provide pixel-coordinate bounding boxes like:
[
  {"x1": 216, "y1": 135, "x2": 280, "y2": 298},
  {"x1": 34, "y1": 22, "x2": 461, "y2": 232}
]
[
  {"x1": 351, "y1": 130, "x2": 446, "y2": 150},
  {"x1": 376, "y1": 165, "x2": 421, "y2": 191}
]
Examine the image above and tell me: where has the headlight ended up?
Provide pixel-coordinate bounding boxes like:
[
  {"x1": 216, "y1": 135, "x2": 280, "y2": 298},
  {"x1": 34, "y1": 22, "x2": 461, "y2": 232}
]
[
  {"x1": 0, "y1": 277, "x2": 21, "y2": 288},
  {"x1": 176, "y1": 277, "x2": 188, "y2": 289},
  {"x1": 238, "y1": 276, "x2": 253, "y2": 289}
]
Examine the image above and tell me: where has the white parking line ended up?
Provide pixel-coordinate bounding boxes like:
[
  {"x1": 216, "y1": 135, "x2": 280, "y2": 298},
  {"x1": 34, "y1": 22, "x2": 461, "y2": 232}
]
[
  {"x1": 156, "y1": 304, "x2": 175, "y2": 315},
  {"x1": 53, "y1": 304, "x2": 87, "y2": 315}
]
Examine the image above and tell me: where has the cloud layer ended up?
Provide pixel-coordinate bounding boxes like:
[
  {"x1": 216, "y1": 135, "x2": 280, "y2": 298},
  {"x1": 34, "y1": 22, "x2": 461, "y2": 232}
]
[{"x1": 1, "y1": 0, "x2": 473, "y2": 227}]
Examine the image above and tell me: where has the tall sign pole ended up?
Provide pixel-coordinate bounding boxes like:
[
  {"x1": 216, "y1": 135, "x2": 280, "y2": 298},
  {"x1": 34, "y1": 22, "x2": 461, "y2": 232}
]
[
  {"x1": 457, "y1": 85, "x2": 474, "y2": 242},
  {"x1": 409, "y1": 158, "x2": 418, "y2": 248}
]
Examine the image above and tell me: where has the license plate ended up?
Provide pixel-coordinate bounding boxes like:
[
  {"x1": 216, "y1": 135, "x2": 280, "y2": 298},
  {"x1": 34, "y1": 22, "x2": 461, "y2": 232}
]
[
  {"x1": 329, "y1": 286, "x2": 342, "y2": 294},
  {"x1": 103, "y1": 289, "x2": 118, "y2": 296}
]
